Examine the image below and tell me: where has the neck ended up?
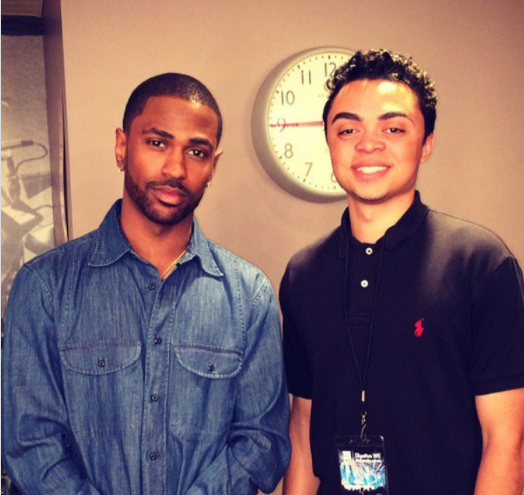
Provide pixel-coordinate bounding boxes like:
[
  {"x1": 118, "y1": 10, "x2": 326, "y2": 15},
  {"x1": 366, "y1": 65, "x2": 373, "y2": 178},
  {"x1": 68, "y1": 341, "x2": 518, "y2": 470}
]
[
  {"x1": 120, "y1": 198, "x2": 192, "y2": 275},
  {"x1": 347, "y1": 193, "x2": 415, "y2": 244}
]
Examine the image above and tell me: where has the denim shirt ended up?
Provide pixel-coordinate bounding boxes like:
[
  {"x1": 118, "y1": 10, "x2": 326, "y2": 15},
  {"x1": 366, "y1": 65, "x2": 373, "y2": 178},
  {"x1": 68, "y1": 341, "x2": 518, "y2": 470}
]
[{"x1": 2, "y1": 200, "x2": 291, "y2": 495}]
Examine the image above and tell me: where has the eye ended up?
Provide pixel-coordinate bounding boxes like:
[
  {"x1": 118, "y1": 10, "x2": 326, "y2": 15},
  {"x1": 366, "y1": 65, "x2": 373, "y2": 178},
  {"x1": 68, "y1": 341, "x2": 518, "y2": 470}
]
[
  {"x1": 338, "y1": 128, "x2": 357, "y2": 136},
  {"x1": 187, "y1": 148, "x2": 209, "y2": 159},
  {"x1": 147, "y1": 139, "x2": 166, "y2": 148},
  {"x1": 385, "y1": 127, "x2": 405, "y2": 134}
]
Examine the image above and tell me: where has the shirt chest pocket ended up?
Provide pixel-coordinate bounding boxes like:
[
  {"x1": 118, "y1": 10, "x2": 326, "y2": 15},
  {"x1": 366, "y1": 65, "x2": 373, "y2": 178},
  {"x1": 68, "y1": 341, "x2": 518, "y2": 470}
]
[
  {"x1": 59, "y1": 339, "x2": 142, "y2": 437},
  {"x1": 169, "y1": 343, "x2": 242, "y2": 441}
]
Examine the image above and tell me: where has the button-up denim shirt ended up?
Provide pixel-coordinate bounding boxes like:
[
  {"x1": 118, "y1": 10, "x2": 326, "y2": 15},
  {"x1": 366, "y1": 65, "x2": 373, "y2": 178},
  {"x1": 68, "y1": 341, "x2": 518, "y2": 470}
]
[{"x1": 2, "y1": 200, "x2": 291, "y2": 495}]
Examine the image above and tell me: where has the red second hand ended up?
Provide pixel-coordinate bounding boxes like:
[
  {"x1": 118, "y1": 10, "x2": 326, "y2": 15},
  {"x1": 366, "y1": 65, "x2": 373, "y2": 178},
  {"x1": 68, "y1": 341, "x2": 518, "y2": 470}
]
[{"x1": 269, "y1": 121, "x2": 324, "y2": 128}]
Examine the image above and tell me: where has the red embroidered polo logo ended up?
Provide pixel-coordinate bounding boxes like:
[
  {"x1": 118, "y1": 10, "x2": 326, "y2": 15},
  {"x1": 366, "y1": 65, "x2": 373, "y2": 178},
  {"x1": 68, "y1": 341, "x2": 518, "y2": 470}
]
[{"x1": 414, "y1": 318, "x2": 425, "y2": 338}]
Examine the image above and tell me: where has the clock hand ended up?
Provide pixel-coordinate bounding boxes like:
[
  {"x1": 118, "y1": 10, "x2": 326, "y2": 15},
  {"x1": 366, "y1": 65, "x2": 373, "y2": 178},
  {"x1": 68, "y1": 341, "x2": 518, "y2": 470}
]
[{"x1": 269, "y1": 120, "x2": 324, "y2": 128}]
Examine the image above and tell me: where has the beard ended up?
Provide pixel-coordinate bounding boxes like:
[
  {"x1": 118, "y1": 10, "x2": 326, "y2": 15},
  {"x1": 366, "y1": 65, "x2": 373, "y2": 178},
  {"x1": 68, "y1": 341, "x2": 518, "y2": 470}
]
[{"x1": 123, "y1": 158, "x2": 205, "y2": 226}]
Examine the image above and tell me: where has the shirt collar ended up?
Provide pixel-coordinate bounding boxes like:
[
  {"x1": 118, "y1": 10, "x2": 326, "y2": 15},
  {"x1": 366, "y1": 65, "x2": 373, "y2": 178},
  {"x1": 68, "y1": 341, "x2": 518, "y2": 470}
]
[
  {"x1": 89, "y1": 199, "x2": 223, "y2": 277},
  {"x1": 338, "y1": 191, "x2": 429, "y2": 258},
  {"x1": 89, "y1": 200, "x2": 132, "y2": 267},
  {"x1": 184, "y1": 218, "x2": 224, "y2": 277}
]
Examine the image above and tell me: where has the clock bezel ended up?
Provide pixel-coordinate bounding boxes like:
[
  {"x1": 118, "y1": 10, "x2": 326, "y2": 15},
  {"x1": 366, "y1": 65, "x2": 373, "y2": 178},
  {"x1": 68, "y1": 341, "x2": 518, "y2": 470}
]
[{"x1": 251, "y1": 46, "x2": 354, "y2": 202}]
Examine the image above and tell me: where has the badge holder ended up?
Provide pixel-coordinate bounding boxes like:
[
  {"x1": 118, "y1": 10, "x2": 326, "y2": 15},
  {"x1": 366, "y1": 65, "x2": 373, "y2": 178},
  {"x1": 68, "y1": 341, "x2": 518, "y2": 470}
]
[
  {"x1": 336, "y1": 434, "x2": 389, "y2": 495},
  {"x1": 339, "y1": 238, "x2": 389, "y2": 493}
]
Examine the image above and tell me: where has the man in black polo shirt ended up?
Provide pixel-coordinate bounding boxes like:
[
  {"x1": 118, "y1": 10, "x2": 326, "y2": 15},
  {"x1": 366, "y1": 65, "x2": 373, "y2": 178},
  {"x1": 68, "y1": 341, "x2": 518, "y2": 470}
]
[{"x1": 281, "y1": 49, "x2": 524, "y2": 495}]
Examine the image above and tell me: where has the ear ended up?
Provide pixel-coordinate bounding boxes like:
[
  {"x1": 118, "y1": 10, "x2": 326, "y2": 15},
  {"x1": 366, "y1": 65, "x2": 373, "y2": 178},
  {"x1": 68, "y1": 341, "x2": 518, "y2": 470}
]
[
  {"x1": 420, "y1": 133, "x2": 434, "y2": 164},
  {"x1": 210, "y1": 149, "x2": 222, "y2": 179},
  {"x1": 115, "y1": 128, "x2": 127, "y2": 170}
]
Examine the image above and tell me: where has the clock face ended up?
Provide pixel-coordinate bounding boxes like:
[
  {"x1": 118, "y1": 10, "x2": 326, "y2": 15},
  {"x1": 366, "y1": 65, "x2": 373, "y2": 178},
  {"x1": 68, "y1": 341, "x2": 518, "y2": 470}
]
[{"x1": 252, "y1": 47, "x2": 354, "y2": 201}]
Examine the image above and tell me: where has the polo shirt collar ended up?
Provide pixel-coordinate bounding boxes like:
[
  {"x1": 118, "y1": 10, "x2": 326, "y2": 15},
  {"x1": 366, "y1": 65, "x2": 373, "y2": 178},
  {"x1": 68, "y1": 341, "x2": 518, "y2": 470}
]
[
  {"x1": 338, "y1": 191, "x2": 429, "y2": 257},
  {"x1": 89, "y1": 199, "x2": 223, "y2": 277}
]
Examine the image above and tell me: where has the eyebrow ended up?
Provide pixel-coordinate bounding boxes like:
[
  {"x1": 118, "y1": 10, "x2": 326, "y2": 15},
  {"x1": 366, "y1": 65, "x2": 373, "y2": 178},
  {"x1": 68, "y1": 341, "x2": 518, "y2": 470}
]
[
  {"x1": 331, "y1": 112, "x2": 361, "y2": 125},
  {"x1": 331, "y1": 111, "x2": 413, "y2": 125},
  {"x1": 142, "y1": 127, "x2": 174, "y2": 139},
  {"x1": 188, "y1": 137, "x2": 214, "y2": 149},
  {"x1": 379, "y1": 111, "x2": 412, "y2": 122},
  {"x1": 143, "y1": 128, "x2": 214, "y2": 149}
]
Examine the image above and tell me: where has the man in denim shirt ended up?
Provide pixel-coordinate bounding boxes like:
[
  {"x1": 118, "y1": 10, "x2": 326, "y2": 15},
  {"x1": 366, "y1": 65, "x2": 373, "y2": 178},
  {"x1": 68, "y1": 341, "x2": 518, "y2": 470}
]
[{"x1": 2, "y1": 73, "x2": 291, "y2": 495}]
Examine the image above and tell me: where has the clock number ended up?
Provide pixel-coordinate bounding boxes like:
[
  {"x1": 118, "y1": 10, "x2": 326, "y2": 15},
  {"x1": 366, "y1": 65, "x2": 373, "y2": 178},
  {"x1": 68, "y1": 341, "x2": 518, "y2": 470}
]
[
  {"x1": 324, "y1": 62, "x2": 337, "y2": 78},
  {"x1": 284, "y1": 143, "x2": 293, "y2": 159},
  {"x1": 280, "y1": 91, "x2": 295, "y2": 105},
  {"x1": 305, "y1": 162, "x2": 313, "y2": 177},
  {"x1": 301, "y1": 70, "x2": 312, "y2": 85},
  {"x1": 276, "y1": 117, "x2": 286, "y2": 132},
  {"x1": 331, "y1": 171, "x2": 338, "y2": 183}
]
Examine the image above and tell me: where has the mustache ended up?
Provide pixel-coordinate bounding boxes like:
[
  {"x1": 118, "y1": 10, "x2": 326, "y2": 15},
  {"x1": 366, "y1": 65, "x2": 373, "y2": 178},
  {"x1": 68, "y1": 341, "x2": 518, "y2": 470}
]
[{"x1": 146, "y1": 179, "x2": 190, "y2": 194}]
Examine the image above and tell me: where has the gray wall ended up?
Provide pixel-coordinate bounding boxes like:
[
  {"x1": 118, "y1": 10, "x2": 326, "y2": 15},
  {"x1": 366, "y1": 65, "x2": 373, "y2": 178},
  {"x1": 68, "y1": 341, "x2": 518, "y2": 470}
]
[
  {"x1": 42, "y1": 1, "x2": 524, "y2": 493},
  {"x1": 54, "y1": 0, "x2": 524, "y2": 290}
]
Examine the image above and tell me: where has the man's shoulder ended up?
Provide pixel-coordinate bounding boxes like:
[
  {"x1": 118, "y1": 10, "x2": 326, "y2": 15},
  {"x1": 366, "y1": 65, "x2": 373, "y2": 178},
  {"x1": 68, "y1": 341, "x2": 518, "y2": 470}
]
[
  {"x1": 286, "y1": 226, "x2": 341, "y2": 277},
  {"x1": 425, "y1": 209, "x2": 519, "y2": 282},
  {"x1": 24, "y1": 229, "x2": 98, "y2": 275},
  {"x1": 426, "y1": 209, "x2": 514, "y2": 260},
  {"x1": 279, "y1": 227, "x2": 341, "y2": 309},
  {"x1": 205, "y1": 238, "x2": 272, "y2": 290}
]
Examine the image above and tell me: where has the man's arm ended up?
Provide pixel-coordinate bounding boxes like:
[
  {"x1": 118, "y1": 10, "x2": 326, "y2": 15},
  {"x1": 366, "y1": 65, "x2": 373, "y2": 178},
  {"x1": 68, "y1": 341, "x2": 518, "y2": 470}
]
[
  {"x1": 186, "y1": 278, "x2": 291, "y2": 495},
  {"x1": 283, "y1": 396, "x2": 320, "y2": 495},
  {"x1": 1, "y1": 266, "x2": 102, "y2": 495},
  {"x1": 474, "y1": 388, "x2": 524, "y2": 495}
]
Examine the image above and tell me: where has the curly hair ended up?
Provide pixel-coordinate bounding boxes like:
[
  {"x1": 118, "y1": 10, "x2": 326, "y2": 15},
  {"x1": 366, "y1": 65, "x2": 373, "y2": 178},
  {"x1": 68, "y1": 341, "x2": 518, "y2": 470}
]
[
  {"x1": 323, "y1": 49, "x2": 437, "y2": 141},
  {"x1": 123, "y1": 73, "x2": 223, "y2": 145}
]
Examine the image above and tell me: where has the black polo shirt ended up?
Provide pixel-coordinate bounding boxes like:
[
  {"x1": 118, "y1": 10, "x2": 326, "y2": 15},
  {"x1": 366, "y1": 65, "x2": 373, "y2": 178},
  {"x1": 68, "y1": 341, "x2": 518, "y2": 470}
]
[{"x1": 281, "y1": 193, "x2": 524, "y2": 495}]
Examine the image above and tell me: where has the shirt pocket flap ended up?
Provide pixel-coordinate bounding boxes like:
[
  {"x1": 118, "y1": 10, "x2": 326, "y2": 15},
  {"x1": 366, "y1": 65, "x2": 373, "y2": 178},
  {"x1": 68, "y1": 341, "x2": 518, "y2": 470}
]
[
  {"x1": 172, "y1": 343, "x2": 242, "y2": 379},
  {"x1": 59, "y1": 339, "x2": 141, "y2": 375}
]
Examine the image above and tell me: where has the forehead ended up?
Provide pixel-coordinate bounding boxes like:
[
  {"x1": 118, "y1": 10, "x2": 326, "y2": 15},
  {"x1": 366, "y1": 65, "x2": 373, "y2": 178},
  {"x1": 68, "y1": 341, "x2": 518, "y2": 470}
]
[
  {"x1": 330, "y1": 79, "x2": 421, "y2": 118},
  {"x1": 130, "y1": 96, "x2": 219, "y2": 143}
]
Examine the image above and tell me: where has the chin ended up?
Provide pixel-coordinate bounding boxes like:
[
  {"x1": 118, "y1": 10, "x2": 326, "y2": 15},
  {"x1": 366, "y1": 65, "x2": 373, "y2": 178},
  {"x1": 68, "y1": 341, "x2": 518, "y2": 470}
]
[
  {"x1": 348, "y1": 189, "x2": 389, "y2": 205},
  {"x1": 145, "y1": 208, "x2": 191, "y2": 226}
]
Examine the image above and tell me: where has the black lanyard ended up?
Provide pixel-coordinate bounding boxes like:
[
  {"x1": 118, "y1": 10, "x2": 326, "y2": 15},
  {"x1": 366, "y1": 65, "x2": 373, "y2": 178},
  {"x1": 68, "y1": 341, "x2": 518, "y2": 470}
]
[{"x1": 344, "y1": 233, "x2": 386, "y2": 438}]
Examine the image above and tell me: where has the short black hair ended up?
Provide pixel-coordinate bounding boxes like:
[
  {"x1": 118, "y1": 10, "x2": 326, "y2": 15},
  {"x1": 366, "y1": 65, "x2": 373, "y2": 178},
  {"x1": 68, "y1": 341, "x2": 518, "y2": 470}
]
[
  {"x1": 122, "y1": 73, "x2": 223, "y2": 145},
  {"x1": 323, "y1": 49, "x2": 437, "y2": 141}
]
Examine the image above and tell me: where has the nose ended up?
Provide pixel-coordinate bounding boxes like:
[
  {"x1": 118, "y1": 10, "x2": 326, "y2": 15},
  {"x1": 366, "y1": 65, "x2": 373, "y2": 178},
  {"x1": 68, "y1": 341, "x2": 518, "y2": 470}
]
[
  {"x1": 355, "y1": 131, "x2": 385, "y2": 153},
  {"x1": 162, "y1": 148, "x2": 186, "y2": 178}
]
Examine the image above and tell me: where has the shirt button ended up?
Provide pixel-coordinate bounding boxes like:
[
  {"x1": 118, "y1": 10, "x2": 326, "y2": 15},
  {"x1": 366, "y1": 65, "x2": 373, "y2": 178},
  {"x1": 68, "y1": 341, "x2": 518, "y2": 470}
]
[
  {"x1": 149, "y1": 452, "x2": 158, "y2": 461},
  {"x1": 151, "y1": 394, "x2": 159, "y2": 402},
  {"x1": 361, "y1": 280, "x2": 369, "y2": 288},
  {"x1": 365, "y1": 247, "x2": 373, "y2": 255},
  {"x1": 154, "y1": 336, "x2": 162, "y2": 345},
  {"x1": 148, "y1": 283, "x2": 156, "y2": 290},
  {"x1": 98, "y1": 359, "x2": 106, "y2": 368}
]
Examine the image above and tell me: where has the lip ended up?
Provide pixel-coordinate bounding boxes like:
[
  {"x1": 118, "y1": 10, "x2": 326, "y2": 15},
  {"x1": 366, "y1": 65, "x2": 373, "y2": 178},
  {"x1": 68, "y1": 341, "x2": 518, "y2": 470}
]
[
  {"x1": 351, "y1": 163, "x2": 390, "y2": 180},
  {"x1": 151, "y1": 186, "x2": 187, "y2": 205}
]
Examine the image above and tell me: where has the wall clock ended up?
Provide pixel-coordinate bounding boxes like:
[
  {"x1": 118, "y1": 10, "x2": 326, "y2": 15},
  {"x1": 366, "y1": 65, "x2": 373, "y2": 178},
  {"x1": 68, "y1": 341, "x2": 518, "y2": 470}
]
[{"x1": 252, "y1": 46, "x2": 354, "y2": 202}]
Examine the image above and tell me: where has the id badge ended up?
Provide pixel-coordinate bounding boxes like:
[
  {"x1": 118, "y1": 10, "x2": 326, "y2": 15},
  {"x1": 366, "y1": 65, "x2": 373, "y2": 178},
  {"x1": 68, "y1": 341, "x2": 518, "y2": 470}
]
[{"x1": 336, "y1": 436, "x2": 389, "y2": 494}]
